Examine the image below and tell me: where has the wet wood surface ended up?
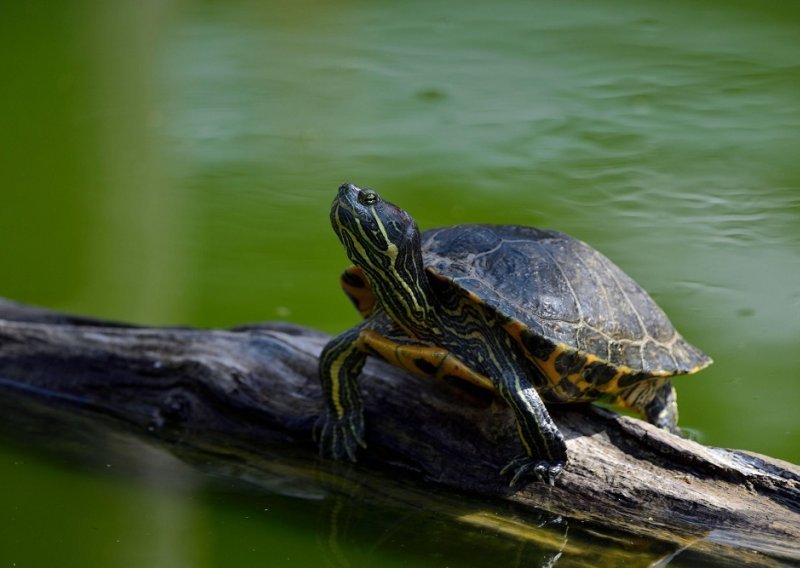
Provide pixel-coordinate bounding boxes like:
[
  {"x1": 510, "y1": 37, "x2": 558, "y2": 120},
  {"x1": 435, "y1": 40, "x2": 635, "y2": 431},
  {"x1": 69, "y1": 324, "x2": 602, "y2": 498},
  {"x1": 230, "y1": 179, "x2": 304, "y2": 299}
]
[{"x1": 0, "y1": 298, "x2": 798, "y2": 565}]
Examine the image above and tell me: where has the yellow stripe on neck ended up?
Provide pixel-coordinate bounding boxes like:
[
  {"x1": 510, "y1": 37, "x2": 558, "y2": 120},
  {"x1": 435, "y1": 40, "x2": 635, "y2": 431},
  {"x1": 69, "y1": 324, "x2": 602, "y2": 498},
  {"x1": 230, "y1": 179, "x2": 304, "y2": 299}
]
[{"x1": 370, "y1": 208, "x2": 425, "y2": 317}]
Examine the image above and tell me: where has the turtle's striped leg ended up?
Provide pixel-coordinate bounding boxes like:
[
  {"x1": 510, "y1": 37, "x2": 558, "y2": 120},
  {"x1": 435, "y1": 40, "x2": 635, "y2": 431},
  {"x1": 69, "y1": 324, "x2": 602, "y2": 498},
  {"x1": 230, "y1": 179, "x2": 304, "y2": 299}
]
[
  {"x1": 617, "y1": 378, "x2": 680, "y2": 435},
  {"x1": 315, "y1": 324, "x2": 368, "y2": 462},
  {"x1": 496, "y1": 366, "x2": 568, "y2": 486},
  {"x1": 361, "y1": 328, "x2": 568, "y2": 485}
]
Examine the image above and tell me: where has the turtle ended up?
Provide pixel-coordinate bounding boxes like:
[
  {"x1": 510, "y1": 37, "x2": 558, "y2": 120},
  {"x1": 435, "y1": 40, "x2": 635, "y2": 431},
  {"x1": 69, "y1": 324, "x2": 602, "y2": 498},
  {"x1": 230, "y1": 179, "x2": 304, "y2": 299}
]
[{"x1": 315, "y1": 182, "x2": 712, "y2": 486}]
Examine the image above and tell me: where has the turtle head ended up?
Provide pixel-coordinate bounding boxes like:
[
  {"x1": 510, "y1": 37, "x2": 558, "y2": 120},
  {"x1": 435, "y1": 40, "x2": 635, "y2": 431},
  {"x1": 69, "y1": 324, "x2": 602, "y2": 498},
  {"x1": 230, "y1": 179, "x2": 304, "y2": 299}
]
[
  {"x1": 331, "y1": 182, "x2": 421, "y2": 272},
  {"x1": 331, "y1": 183, "x2": 433, "y2": 330}
]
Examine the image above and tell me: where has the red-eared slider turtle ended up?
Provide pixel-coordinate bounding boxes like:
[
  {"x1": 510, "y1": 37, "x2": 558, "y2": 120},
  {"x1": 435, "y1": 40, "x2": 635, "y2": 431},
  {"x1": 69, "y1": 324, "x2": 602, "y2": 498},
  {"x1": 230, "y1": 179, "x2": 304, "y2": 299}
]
[{"x1": 316, "y1": 183, "x2": 712, "y2": 485}]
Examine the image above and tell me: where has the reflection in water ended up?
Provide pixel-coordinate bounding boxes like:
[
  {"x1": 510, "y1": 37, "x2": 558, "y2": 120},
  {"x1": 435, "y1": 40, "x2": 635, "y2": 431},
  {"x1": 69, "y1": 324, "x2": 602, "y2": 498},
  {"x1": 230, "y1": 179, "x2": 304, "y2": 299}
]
[
  {"x1": 312, "y1": 487, "x2": 690, "y2": 568},
  {"x1": 315, "y1": 493, "x2": 573, "y2": 567}
]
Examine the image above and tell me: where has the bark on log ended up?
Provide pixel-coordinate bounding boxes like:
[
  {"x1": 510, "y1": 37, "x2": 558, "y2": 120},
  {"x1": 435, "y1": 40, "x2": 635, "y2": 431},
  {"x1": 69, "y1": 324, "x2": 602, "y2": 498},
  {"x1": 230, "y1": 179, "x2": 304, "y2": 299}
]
[{"x1": 0, "y1": 298, "x2": 798, "y2": 565}]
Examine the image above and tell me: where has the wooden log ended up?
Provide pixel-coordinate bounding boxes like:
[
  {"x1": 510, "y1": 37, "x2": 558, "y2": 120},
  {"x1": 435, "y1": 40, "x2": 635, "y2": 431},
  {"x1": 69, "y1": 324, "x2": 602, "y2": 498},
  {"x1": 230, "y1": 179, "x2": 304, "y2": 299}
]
[{"x1": 0, "y1": 298, "x2": 798, "y2": 564}]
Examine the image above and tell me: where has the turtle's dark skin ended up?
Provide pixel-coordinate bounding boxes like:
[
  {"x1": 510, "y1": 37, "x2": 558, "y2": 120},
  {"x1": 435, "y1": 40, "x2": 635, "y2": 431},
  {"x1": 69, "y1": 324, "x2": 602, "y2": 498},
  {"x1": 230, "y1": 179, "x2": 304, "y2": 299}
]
[{"x1": 315, "y1": 183, "x2": 712, "y2": 486}]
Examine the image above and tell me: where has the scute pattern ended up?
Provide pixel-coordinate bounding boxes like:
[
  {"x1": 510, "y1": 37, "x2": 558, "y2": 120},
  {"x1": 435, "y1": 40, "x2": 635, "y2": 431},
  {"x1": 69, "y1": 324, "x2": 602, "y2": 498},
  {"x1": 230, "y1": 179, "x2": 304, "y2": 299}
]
[{"x1": 422, "y1": 224, "x2": 711, "y2": 375}]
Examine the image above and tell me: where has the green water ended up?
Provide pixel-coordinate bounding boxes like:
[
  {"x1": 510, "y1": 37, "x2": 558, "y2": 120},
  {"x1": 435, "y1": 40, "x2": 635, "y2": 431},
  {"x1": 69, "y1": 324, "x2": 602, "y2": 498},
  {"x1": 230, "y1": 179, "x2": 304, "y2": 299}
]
[{"x1": 1, "y1": 0, "x2": 799, "y2": 565}]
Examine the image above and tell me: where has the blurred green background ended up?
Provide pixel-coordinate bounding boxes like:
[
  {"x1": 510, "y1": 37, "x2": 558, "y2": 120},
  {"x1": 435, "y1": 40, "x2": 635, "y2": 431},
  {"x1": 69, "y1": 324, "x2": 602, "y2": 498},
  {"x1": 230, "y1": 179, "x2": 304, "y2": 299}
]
[{"x1": 1, "y1": 0, "x2": 798, "y2": 565}]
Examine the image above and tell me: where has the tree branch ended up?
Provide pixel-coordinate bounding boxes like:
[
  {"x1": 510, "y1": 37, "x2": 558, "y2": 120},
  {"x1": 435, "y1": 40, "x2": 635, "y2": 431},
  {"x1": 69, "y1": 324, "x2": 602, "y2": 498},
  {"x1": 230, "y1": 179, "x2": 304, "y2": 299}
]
[{"x1": 0, "y1": 298, "x2": 798, "y2": 563}]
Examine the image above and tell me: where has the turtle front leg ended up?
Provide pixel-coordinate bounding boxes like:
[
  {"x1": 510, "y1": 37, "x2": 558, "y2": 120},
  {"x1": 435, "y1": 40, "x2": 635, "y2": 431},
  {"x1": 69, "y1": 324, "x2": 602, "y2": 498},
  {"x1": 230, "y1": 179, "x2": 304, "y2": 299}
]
[
  {"x1": 496, "y1": 370, "x2": 568, "y2": 487},
  {"x1": 363, "y1": 329, "x2": 568, "y2": 486},
  {"x1": 315, "y1": 324, "x2": 368, "y2": 462}
]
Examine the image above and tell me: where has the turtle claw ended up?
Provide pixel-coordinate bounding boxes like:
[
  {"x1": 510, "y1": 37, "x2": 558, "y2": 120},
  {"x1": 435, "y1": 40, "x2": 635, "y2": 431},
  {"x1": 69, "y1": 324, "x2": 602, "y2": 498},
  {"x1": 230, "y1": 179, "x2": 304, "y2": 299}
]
[
  {"x1": 501, "y1": 455, "x2": 564, "y2": 487},
  {"x1": 314, "y1": 409, "x2": 366, "y2": 462}
]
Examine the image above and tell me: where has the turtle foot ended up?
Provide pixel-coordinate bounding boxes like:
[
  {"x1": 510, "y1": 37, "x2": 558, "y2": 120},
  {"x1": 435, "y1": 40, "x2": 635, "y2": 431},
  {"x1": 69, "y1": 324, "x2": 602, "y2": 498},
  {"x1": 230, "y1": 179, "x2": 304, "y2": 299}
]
[
  {"x1": 313, "y1": 409, "x2": 366, "y2": 462},
  {"x1": 501, "y1": 455, "x2": 564, "y2": 487}
]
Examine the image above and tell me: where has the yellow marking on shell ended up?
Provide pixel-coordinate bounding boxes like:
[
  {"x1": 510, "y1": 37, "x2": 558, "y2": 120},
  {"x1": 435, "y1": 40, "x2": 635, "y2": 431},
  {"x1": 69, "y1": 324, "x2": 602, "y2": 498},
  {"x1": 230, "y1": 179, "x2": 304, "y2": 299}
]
[
  {"x1": 565, "y1": 372, "x2": 593, "y2": 394},
  {"x1": 583, "y1": 353, "x2": 601, "y2": 366},
  {"x1": 568, "y1": 352, "x2": 599, "y2": 390},
  {"x1": 466, "y1": 291, "x2": 482, "y2": 303},
  {"x1": 603, "y1": 371, "x2": 625, "y2": 394},
  {"x1": 504, "y1": 320, "x2": 688, "y2": 399},
  {"x1": 688, "y1": 356, "x2": 714, "y2": 374},
  {"x1": 504, "y1": 321, "x2": 526, "y2": 344},
  {"x1": 503, "y1": 318, "x2": 634, "y2": 399},
  {"x1": 536, "y1": 349, "x2": 563, "y2": 388}
]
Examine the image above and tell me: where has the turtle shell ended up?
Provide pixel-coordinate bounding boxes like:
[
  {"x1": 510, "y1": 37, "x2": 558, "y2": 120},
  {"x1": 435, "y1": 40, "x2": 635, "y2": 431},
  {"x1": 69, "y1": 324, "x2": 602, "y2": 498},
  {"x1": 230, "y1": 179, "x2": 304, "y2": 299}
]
[{"x1": 421, "y1": 224, "x2": 712, "y2": 377}]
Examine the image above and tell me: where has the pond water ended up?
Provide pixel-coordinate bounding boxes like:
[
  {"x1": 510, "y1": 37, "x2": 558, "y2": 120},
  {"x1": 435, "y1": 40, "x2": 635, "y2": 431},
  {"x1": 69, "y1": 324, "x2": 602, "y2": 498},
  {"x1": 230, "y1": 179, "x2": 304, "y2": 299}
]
[{"x1": 1, "y1": 0, "x2": 798, "y2": 565}]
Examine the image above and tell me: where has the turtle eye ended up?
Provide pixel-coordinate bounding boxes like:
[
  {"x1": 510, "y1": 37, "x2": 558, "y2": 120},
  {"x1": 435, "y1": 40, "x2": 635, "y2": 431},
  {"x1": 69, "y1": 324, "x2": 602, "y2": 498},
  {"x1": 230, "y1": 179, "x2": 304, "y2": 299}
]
[{"x1": 358, "y1": 190, "x2": 379, "y2": 206}]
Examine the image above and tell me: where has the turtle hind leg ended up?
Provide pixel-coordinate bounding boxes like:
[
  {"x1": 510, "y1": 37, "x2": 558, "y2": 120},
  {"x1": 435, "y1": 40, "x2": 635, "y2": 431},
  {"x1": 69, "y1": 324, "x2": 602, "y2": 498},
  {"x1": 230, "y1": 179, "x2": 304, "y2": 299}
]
[{"x1": 616, "y1": 378, "x2": 680, "y2": 435}]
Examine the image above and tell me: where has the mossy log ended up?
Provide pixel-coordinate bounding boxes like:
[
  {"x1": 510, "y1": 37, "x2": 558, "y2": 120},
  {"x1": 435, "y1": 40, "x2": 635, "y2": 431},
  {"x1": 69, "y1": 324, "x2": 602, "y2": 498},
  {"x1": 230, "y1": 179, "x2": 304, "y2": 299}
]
[{"x1": 0, "y1": 298, "x2": 798, "y2": 565}]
